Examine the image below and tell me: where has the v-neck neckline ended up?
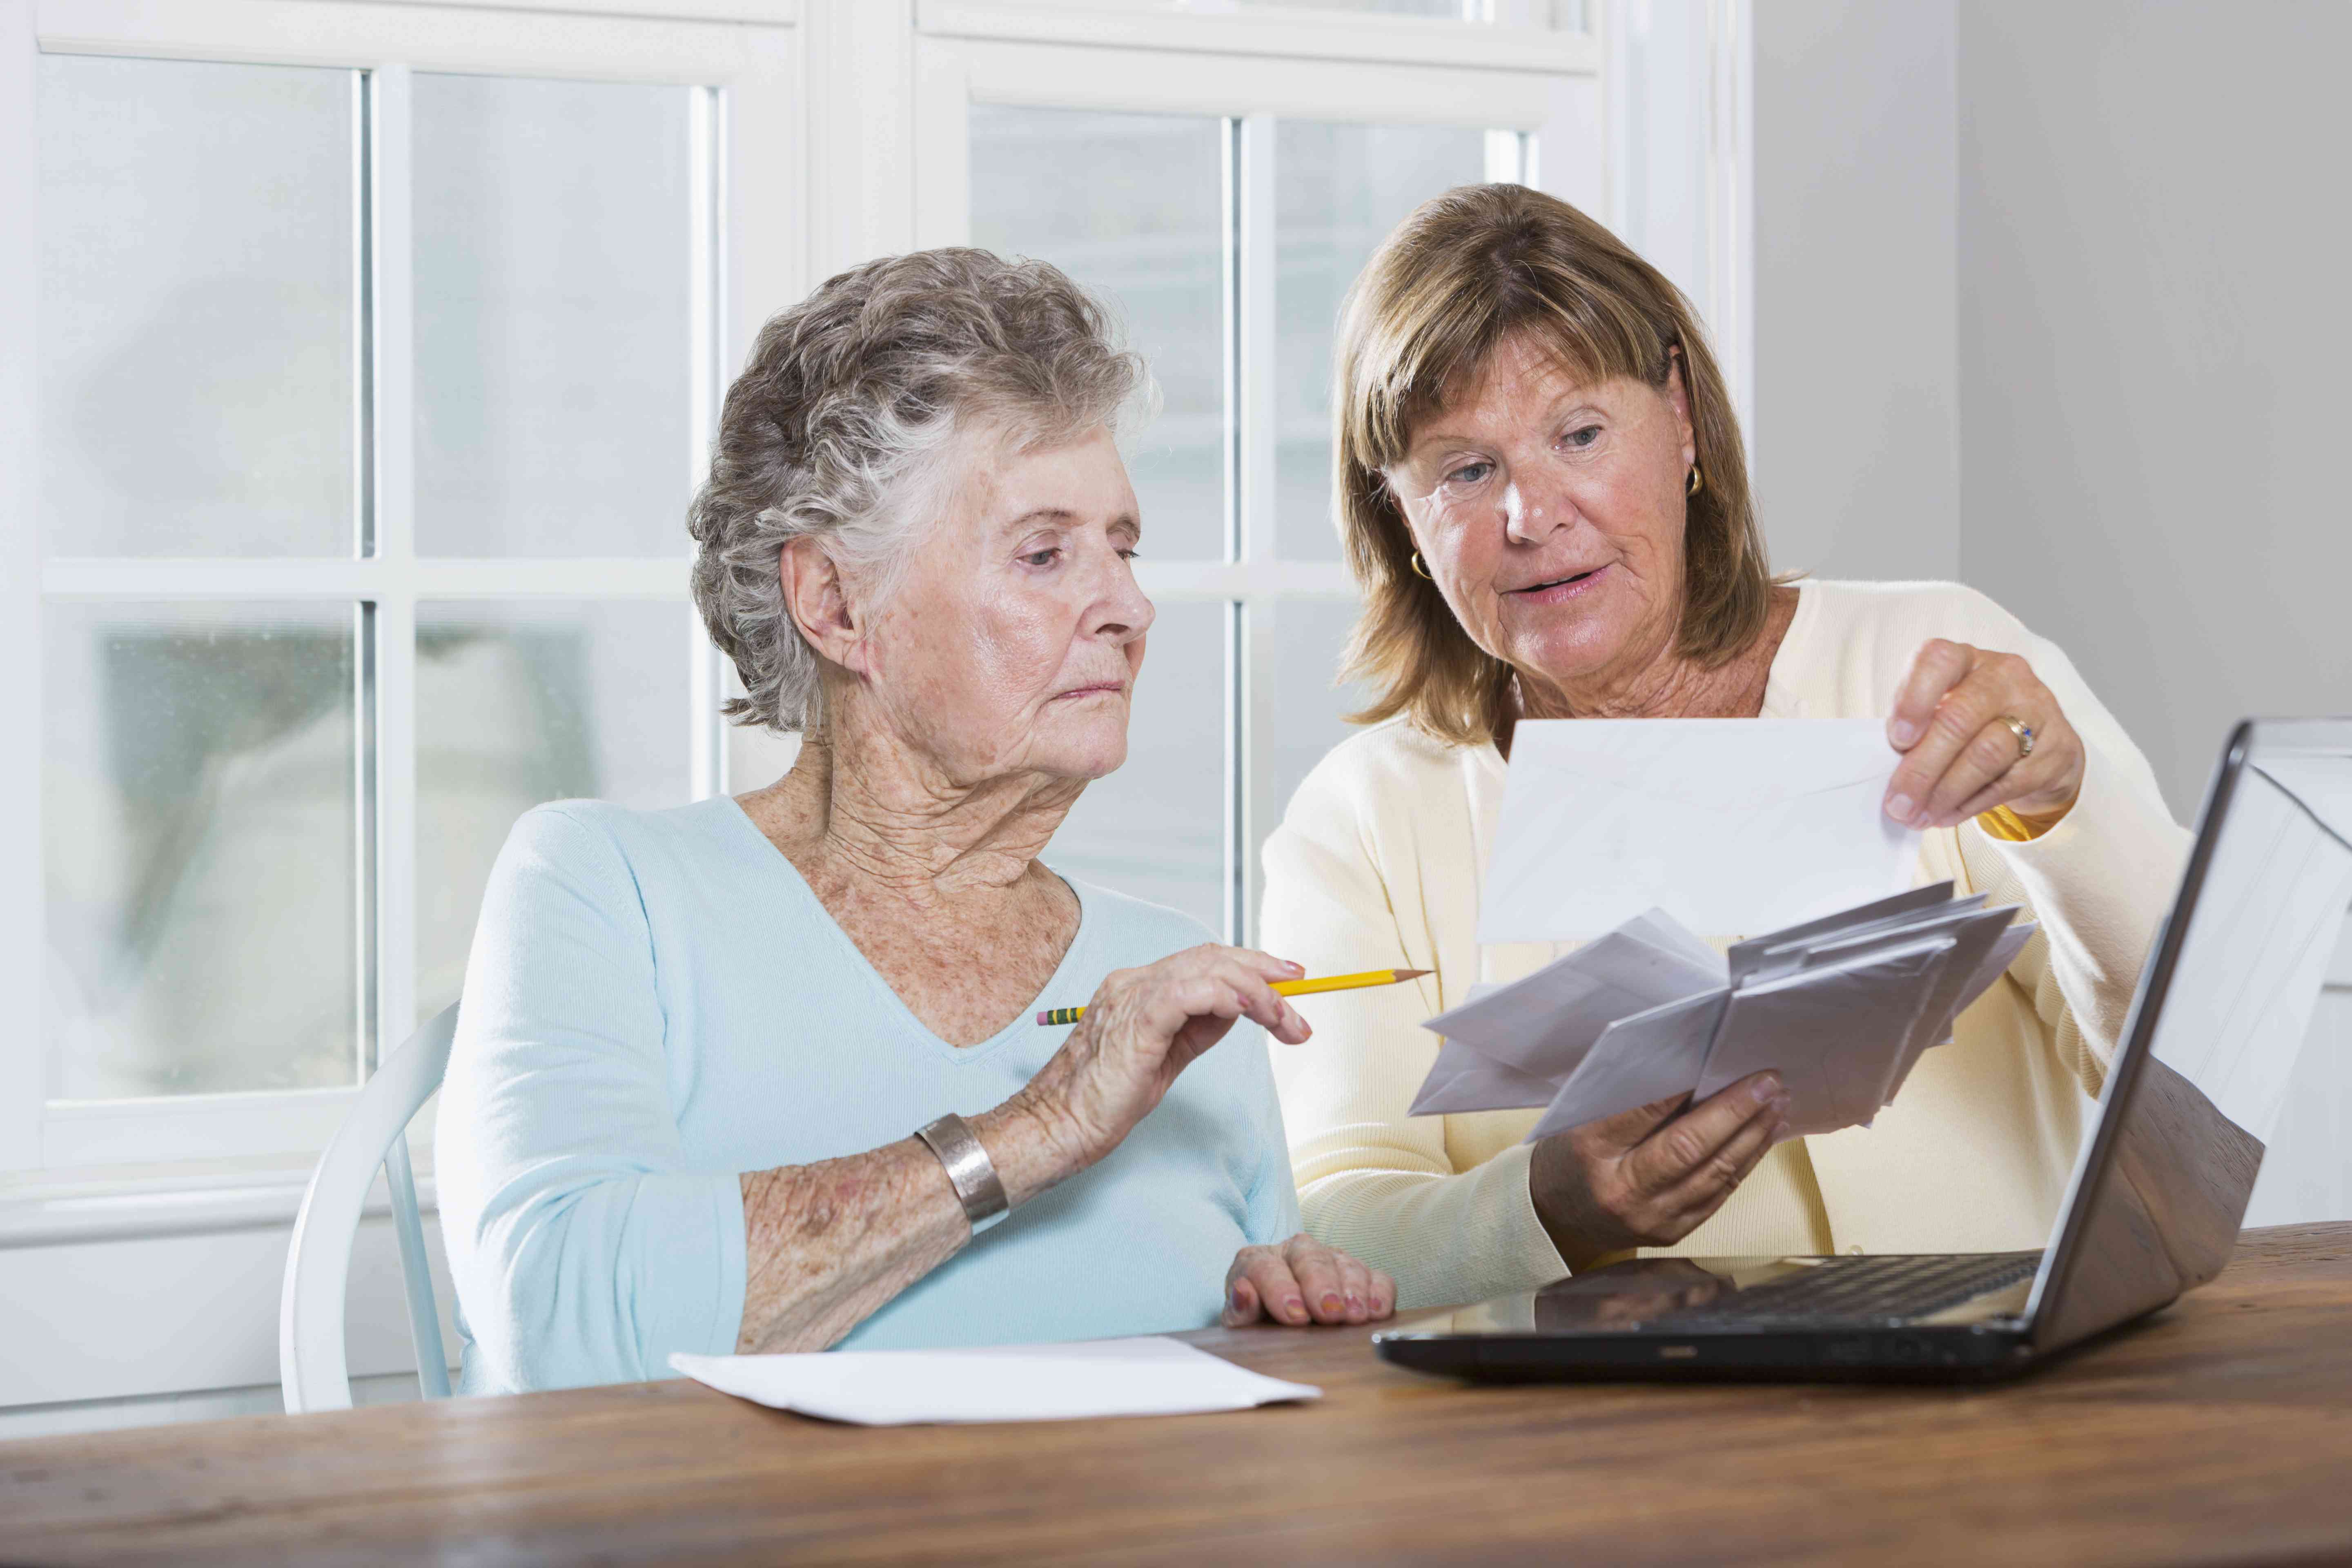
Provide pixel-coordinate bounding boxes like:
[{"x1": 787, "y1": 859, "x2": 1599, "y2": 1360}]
[{"x1": 711, "y1": 796, "x2": 1093, "y2": 1064}]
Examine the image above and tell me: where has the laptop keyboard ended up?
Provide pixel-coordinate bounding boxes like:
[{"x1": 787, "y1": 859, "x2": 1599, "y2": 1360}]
[{"x1": 1645, "y1": 1251, "x2": 2043, "y2": 1330}]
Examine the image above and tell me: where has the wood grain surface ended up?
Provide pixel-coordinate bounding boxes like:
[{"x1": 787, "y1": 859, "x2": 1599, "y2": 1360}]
[{"x1": 4, "y1": 1224, "x2": 2349, "y2": 1567}]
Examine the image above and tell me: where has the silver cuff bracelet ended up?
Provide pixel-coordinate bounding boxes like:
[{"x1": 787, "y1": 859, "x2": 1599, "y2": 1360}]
[{"x1": 913, "y1": 1112, "x2": 1010, "y2": 1236}]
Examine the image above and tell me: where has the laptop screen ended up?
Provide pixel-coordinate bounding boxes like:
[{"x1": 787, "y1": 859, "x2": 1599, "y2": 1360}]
[{"x1": 2028, "y1": 720, "x2": 2352, "y2": 1349}]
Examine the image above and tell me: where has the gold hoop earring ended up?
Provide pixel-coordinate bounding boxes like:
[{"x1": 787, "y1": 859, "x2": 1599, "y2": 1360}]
[
  {"x1": 1686, "y1": 463, "x2": 1704, "y2": 498},
  {"x1": 1408, "y1": 551, "x2": 1432, "y2": 581}
]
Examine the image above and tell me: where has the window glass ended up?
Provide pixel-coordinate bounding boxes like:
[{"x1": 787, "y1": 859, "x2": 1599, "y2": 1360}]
[
  {"x1": 971, "y1": 105, "x2": 1227, "y2": 563},
  {"x1": 1275, "y1": 121, "x2": 1489, "y2": 559},
  {"x1": 1241, "y1": 0, "x2": 1475, "y2": 13},
  {"x1": 1049, "y1": 600, "x2": 1229, "y2": 937},
  {"x1": 415, "y1": 601, "x2": 693, "y2": 1023},
  {"x1": 413, "y1": 75, "x2": 697, "y2": 557},
  {"x1": 36, "y1": 55, "x2": 356, "y2": 557},
  {"x1": 1259, "y1": 597, "x2": 1379, "y2": 871},
  {"x1": 45, "y1": 604, "x2": 357, "y2": 1098}
]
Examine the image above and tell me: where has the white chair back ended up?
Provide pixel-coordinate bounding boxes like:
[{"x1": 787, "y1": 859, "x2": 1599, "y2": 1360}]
[{"x1": 279, "y1": 1003, "x2": 460, "y2": 1413}]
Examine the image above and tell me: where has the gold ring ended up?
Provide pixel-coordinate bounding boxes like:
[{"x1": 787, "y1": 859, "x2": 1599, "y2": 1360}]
[{"x1": 1998, "y1": 715, "x2": 2036, "y2": 760}]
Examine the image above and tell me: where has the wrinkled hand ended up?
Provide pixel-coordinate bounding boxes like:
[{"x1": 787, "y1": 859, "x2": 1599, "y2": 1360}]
[
  {"x1": 1223, "y1": 1234, "x2": 1396, "y2": 1327},
  {"x1": 1009, "y1": 945, "x2": 1312, "y2": 1191},
  {"x1": 1526, "y1": 1072, "x2": 1787, "y2": 1271},
  {"x1": 1883, "y1": 639, "x2": 2085, "y2": 831}
]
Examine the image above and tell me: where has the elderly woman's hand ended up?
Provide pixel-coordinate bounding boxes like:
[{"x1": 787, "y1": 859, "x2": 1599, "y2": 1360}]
[
  {"x1": 1526, "y1": 1073, "x2": 1788, "y2": 1271},
  {"x1": 1222, "y1": 1234, "x2": 1396, "y2": 1327},
  {"x1": 1003, "y1": 944, "x2": 1314, "y2": 1194},
  {"x1": 1882, "y1": 639, "x2": 2087, "y2": 832}
]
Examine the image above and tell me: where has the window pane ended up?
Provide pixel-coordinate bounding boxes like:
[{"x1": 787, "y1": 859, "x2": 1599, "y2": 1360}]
[
  {"x1": 1276, "y1": 122, "x2": 1488, "y2": 559},
  {"x1": 1258, "y1": 597, "x2": 1378, "y2": 876},
  {"x1": 1240, "y1": 0, "x2": 1475, "y2": 15},
  {"x1": 37, "y1": 55, "x2": 355, "y2": 557},
  {"x1": 45, "y1": 605, "x2": 356, "y2": 1098},
  {"x1": 416, "y1": 601, "x2": 693, "y2": 1023},
  {"x1": 1049, "y1": 601, "x2": 1228, "y2": 936},
  {"x1": 414, "y1": 76, "x2": 697, "y2": 557},
  {"x1": 971, "y1": 106, "x2": 1227, "y2": 563}
]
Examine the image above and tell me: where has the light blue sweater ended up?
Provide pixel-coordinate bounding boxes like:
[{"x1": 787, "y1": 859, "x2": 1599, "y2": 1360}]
[{"x1": 434, "y1": 797, "x2": 1301, "y2": 1395}]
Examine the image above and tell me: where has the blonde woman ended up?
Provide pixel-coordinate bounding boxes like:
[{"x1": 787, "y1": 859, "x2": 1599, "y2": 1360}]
[{"x1": 1261, "y1": 185, "x2": 2188, "y2": 1310}]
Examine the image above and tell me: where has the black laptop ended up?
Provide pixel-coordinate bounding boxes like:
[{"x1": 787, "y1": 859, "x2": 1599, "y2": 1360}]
[{"x1": 1373, "y1": 717, "x2": 2352, "y2": 1383}]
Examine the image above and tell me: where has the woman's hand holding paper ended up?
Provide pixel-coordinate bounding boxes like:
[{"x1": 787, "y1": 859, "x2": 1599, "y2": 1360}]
[
  {"x1": 1525, "y1": 1073, "x2": 1788, "y2": 1272},
  {"x1": 1884, "y1": 639, "x2": 2086, "y2": 831}
]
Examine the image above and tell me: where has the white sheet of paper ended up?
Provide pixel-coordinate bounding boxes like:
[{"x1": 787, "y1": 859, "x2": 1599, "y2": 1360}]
[
  {"x1": 669, "y1": 1336, "x2": 1320, "y2": 1427},
  {"x1": 1421, "y1": 922, "x2": 1721, "y2": 1077},
  {"x1": 1695, "y1": 936, "x2": 1956, "y2": 1136},
  {"x1": 1523, "y1": 989, "x2": 1729, "y2": 1142},
  {"x1": 1409, "y1": 1036, "x2": 1560, "y2": 1115},
  {"x1": 1478, "y1": 719, "x2": 1921, "y2": 943}
]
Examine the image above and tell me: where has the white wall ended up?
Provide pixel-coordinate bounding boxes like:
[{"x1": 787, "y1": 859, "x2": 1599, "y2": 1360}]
[
  {"x1": 1954, "y1": 0, "x2": 2352, "y2": 820},
  {"x1": 1754, "y1": 0, "x2": 2350, "y2": 1227},
  {"x1": 1952, "y1": 0, "x2": 2352, "y2": 1228},
  {"x1": 1751, "y1": 0, "x2": 1958, "y2": 583}
]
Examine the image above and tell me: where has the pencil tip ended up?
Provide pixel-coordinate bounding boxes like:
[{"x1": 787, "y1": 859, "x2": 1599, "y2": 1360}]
[{"x1": 1394, "y1": 969, "x2": 1433, "y2": 980}]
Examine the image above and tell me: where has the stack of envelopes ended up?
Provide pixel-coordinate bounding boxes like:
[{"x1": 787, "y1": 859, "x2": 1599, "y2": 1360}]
[{"x1": 1410, "y1": 882, "x2": 2038, "y2": 1142}]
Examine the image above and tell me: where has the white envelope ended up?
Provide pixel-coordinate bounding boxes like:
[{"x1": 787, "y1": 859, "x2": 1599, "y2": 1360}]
[
  {"x1": 1408, "y1": 1035, "x2": 1559, "y2": 1115},
  {"x1": 1523, "y1": 989, "x2": 1729, "y2": 1142},
  {"x1": 1868, "y1": 910, "x2": 2029, "y2": 1102},
  {"x1": 1421, "y1": 922, "x2": 1723, "y2": 1077},
  {"x1": 1695, "y1": 935, "x2": 1956, "y2": 1137},
  {"x1": 1478, "y1": 719, "x2": 1922, "y2": 943}
]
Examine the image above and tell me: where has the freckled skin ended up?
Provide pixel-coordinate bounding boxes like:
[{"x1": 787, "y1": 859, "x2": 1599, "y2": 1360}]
[
  {"x1": 1387, "y1": 334, "x2": 1791, "y2": 722},
  {"x1": 742, "y1": 425, "x2": 1153, "y2": 1048},
  {"x1": 722, "y1": 424, "x2": 1390, "y2": 1354}
]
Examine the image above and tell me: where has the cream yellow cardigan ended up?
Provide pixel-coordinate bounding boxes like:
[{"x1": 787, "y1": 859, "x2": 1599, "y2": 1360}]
[{"x1": 1260, "y1": 579, "x2": 2190, "y2": 1310}]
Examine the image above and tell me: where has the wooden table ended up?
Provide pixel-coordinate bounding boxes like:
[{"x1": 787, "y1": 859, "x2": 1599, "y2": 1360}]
[{"x1": 6, "y1": 1224, "x2": 2351, "y2": 1567}]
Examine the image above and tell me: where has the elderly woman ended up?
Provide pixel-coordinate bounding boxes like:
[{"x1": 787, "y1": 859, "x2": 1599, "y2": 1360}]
[
  {"x1": 436, "y1": 249, "x2": 1392, "y2": 1394},
  {"x1": 1262, "y1": 185, "x2": 2189, "y2": 1310}
]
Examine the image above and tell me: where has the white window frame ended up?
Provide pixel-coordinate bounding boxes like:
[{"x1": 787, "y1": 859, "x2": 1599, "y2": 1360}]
[
  {"x1": 913, "y1": 2, "x2": 1611, "y2": 940},
  {"x1": 2, "y1": 0, "x2": 802, "y2": 1176}
]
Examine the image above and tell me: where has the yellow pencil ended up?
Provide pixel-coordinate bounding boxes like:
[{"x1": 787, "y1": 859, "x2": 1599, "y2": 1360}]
[{"x1": 1034, "y1": 968, "x2": 1431, "y2": 1027}]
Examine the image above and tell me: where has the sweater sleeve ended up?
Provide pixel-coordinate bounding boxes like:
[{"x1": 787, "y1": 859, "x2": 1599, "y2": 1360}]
[
  {"x1": 1240, "y1": 1033, "x2": 1306, "y2": 1248},
  {"x1": 434, "y1": 805, "x2": 748, "y2": 1392},
  {"x1": 1942, "y1": 597, "x2": 2192, "y2": 1098},
  {"x1": 1259, "y1": 753, "x2": 1570, "y2": 1311}
]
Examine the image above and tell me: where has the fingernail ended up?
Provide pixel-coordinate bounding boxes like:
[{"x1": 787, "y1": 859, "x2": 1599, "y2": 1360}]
[
  {"x1": 1771, "y1": 1094, "x2": 1792, "y2": 1118},
  {"x1": 1886, "y1": 793, "x2": 1914, "y2": 822},
  {"x1": 1283, "y1": 959, "x2": 1306, "y2": 975},
  {"x1": 1773, "y1": 1118, "x2": 1791, "y2": 1140},
  {"x1": 1320, "y1": 1293, "x2": 1343, "y2": 1316},
  {"x1": 1229, "y1": 1284, "x2": 1247, "y2": 1312},
  {"x1": 1751, "y1": 1076, "x2": 1782, "y2": 1105},
  {"x1": 1889, "y1": 720, "x2": 1917, "y2": 748},
  {"x1": 1284, "y1": 1296, "x2": 1305, "y2": 1321},
  {"x1": 1347, "y1": 1293, "x2": 1365, "y2": 1314}
]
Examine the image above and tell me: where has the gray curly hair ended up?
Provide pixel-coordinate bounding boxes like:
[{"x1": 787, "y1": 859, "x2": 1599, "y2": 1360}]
[{"x1": 688, "y1": 248, "x2": 1151, "y2": 733}]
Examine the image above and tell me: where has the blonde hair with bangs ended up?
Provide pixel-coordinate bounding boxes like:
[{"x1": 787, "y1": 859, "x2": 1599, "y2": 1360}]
[{"x1": 1332, "y1": 183, "x2": 1773, "y2": 748}]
